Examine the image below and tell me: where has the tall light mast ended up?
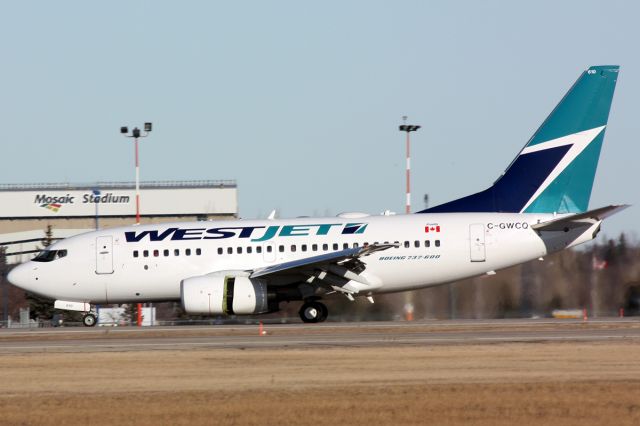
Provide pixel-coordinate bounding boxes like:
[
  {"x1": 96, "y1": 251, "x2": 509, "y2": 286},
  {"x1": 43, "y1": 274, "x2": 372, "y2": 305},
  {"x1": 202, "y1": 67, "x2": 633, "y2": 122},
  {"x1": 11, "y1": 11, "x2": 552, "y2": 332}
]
[{"x1": 399, "y1": 117, "x2": 421, "y2": 214}]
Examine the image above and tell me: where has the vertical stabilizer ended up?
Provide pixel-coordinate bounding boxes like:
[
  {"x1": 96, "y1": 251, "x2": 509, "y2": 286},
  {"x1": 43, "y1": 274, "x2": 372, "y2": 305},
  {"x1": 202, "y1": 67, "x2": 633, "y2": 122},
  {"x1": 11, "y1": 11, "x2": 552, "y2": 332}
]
[{"x1": 420, "y1": 65, "x2": 619, "y2": 214}]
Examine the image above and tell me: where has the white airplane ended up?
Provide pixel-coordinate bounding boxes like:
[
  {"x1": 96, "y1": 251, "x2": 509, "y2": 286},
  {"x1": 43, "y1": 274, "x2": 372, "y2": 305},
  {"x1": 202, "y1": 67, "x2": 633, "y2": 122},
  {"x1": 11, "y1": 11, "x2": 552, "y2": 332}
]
[{"x1": 8, "y1": 65, "x2": 627, "y2": 326}]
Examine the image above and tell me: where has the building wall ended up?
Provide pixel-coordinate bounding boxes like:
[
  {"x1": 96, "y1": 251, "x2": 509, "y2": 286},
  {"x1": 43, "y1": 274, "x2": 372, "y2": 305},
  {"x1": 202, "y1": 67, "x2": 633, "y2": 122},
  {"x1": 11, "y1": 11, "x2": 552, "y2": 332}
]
[
  {"x1": 0, "y1": 181, "x2": 238, "y2": 264},
  {"x1": 0, "y1": 214, "x2": 236, "y2": 234}
]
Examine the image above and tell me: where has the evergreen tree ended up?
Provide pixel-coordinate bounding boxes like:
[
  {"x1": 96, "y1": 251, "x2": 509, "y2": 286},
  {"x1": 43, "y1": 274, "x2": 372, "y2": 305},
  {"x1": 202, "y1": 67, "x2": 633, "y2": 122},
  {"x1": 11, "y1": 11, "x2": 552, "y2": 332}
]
[
  {"x1": 25, "y1": 225, "x2": 55, "y2": 321},
  {"x1": 122, "y1": 303, "x2": 143, "y2": 325},
  {"x1": 1, "y1": 246, "x2": 7, "y2": 323},
  {"x1": 617, "y1": 233, "x2": 630, "y2": 264}
]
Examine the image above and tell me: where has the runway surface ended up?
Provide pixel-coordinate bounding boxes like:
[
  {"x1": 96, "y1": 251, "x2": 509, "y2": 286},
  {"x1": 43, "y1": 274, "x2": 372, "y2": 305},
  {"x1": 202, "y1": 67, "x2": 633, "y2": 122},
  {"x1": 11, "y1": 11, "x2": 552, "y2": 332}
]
[{"x1": 1, "y1": 318, "x2": 638, "y2": 353}]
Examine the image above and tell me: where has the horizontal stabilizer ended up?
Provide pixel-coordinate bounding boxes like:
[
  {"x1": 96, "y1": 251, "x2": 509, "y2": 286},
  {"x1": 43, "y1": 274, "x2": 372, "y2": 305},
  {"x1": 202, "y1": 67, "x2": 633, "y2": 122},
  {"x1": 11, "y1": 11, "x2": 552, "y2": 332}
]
[{"x1": 531, "y1": 205, "x2": 629, "y2": 232}]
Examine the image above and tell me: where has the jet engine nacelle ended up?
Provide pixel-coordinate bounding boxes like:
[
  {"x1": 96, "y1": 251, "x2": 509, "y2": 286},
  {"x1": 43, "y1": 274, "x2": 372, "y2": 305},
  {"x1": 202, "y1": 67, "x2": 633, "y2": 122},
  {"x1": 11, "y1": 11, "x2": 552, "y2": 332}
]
[{"x1": 181, "y1": 273, "x2": 270, "y2": 315}]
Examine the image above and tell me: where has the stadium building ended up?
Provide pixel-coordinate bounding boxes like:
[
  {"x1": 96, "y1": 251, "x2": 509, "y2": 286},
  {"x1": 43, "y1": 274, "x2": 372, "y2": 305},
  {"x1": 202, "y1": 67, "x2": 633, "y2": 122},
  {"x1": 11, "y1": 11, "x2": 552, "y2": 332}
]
[{"x1": 0, "y1": 180, "x2": 237, "y2": 264}]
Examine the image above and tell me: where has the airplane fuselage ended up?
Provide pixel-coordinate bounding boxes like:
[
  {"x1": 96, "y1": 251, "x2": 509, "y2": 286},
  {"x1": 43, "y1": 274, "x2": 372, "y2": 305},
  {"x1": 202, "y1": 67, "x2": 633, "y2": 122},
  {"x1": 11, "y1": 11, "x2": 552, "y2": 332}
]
[{"x1": 10, "y1": 212, "x2": 587, "y2": 304}]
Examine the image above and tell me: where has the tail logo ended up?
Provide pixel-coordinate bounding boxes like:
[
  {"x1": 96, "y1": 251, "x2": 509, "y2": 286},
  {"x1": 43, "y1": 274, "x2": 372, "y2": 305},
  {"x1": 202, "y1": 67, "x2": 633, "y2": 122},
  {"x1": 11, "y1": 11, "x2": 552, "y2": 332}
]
[{"x1": 520, "y1": 125, "x2": 606, "y2": 213}]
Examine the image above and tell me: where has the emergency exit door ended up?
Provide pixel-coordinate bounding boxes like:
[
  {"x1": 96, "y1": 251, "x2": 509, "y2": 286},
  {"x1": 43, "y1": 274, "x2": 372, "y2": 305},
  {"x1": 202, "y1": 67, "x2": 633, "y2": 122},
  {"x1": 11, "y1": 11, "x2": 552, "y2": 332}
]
[
  {"x1": 469, "y1": 224, "x2": 486, "y2": 262},
  {"x1": 96, "y1": 236, "x2": 114, "y2": 274}
]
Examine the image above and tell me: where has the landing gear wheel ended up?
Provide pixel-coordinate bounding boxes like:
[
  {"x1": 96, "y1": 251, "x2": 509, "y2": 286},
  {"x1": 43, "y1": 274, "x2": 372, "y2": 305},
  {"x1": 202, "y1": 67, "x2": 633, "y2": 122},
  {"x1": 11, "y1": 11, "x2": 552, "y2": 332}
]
[
  {"x1": 299, "y1": 301, "x2": 328, "y2": 323},
  {"x1": 317, "y1": 303, "x2": 328, "y2": 322},
  {"x1": 83, "y1": 313, "x2": 97, "y2": 327}
]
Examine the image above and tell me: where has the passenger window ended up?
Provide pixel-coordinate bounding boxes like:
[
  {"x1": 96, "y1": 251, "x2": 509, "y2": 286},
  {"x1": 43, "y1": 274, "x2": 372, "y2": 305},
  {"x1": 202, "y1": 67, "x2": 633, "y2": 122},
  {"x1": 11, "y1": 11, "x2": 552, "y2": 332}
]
[
  {"x1": 267, "y1": 246, "x2": 272, "y2": 253},
  {"x1": 227, "y1": 247, "x2": 233, "y2": 254},
  {"x1": 163, "y1": 249, "x2": 169, "y2": 257},
  {"x1": 133, "y1": 250, "x2": 139, "y2": 258},
  {"x1": 237, "y1": 247, "x2": 242, "y2": 254},
  {"x1": 196, "y1": 248, "x2": 202, "y2": 255},
  {"x1": 302, "y1": 244, "x2": 307, "y2": 252},
  {"x1": 186, "y1": 249, "x2": 192, "y2": 256},
  {"x1": 333, "y1": 243, "x2": 339, "y2": 250},
  {"x1": 343, "y1": 243, "x2": 349, "y2": 249},
  {"x1": 175, "y1": 249, "x2": 180, "y2": 256},
  {"x1": 291, "y1": 245, "x2": 296, "y2": 252},
  {"x1": 257, "y1": 246, "x2": 262, "y2": 254},
  {"x1": 425, "y1": 240, "x2": 430, "y2": 248},
  {"x1": 279, "y1": 245, "x2": 284, "y2": 253},
  {"x1": 435, "y1": 240, "x2": 441, "y2": 247},
  {"x1": 312, "y1": 244, "x2": 318, "y2": 251},
  {"x1": 247, "y1": 247, "x2": 252, "y2": 254},
  {"x1": 143, "y1": 250, "x2": 149, "y2": 258},
  {"x1": 322, "y1": 243, "x2": 328, "y2": 251},
  {"x1": 353, "y1": 243, "x2": 359, "y2": 248},
  {"x1": 363, "y1": 242, "x2": 369, "y2": 247},
  {"x1": 217, "y1": 248, "x2": 223, "y2": 255},
  {"x1": 414, "y1": 241, "x2": 420, "y2": 248},
  {"x1": 404, "y1": 241, "x2": 410, "y2": 248},
  {"x1": 153, "y1": 250, "x2": 159, "y2": 257}
]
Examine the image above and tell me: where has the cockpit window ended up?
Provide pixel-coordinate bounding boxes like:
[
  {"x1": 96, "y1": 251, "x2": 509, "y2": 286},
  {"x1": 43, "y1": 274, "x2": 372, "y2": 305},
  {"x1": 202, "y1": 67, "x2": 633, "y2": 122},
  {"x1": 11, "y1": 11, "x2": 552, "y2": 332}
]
[{"x1": 33, "y1": 249, "x2": 67, "y2": 262}]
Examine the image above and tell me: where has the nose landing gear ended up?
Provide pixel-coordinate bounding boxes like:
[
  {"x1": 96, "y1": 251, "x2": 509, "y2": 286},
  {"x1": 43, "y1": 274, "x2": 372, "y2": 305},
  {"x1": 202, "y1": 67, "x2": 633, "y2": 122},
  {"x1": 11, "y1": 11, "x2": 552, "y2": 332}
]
[
  {"x1": 82, "y1": 313, "x2": 97, "y2": 327},
  {"x1": 299, "y1": 301, "x2": 328, "y2": 323}
]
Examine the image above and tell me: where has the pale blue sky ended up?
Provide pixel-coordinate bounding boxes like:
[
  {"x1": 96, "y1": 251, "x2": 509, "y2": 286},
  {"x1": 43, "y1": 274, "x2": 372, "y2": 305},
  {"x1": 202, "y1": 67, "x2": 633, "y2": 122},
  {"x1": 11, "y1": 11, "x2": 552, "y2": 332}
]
[{"x1": 1, "y1": 1, "x2": 638, "y2": 239}]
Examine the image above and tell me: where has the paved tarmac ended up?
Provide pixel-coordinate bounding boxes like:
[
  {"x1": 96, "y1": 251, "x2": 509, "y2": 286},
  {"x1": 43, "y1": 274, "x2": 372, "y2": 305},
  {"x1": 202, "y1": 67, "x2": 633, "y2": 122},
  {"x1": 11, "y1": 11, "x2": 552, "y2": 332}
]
[{"x1": 0, "y1": 318, "x2": 638, "y2": 353}]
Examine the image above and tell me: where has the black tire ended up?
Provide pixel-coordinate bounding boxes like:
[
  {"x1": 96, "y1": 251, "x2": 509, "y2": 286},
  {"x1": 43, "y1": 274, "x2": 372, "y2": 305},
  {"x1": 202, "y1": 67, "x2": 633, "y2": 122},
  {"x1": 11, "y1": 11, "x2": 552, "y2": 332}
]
[
  {"x1": 317, "y1": 302, "x2": 329, "y2": 322},
  {"x1": 83, "y1": 313, "x2": 97, "y2": 327},
  {"x1": 299, "y1": 302, "x2": 322, "y2": 323}
]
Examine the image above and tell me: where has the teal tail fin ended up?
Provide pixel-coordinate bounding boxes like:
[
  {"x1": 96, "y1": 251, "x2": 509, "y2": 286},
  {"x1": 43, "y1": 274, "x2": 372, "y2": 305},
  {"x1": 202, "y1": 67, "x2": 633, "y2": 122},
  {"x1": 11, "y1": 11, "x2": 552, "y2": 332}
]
[{"x1": 420, "y1": 65, "x2": 619, "y2": 214}]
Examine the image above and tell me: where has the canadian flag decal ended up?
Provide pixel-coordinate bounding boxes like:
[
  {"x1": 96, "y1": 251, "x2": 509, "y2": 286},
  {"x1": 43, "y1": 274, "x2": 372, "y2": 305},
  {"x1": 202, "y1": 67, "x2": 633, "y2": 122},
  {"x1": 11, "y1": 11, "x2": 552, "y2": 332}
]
[{"x1": 425, "y1": 224, "x2": 440, "y2": 233}]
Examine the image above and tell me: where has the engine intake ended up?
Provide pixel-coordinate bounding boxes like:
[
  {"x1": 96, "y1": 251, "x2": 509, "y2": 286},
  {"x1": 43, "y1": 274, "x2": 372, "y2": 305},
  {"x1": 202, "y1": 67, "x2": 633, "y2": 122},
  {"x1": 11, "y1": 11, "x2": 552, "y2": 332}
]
[{"x1": 181, "y1": 274, "x2": 270, "y2": 315}]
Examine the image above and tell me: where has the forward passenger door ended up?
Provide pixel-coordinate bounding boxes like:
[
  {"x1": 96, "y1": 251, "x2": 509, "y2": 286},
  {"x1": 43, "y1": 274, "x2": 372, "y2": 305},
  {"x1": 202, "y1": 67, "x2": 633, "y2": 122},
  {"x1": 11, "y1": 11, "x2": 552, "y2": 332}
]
[{"x1": 96, "y1": 236, "x2": 114, "y2": 274}]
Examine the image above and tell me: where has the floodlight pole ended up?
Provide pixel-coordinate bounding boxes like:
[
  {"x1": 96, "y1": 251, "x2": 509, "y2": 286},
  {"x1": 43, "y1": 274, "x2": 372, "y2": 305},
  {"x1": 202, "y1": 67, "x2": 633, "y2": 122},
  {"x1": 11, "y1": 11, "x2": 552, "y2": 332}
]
[
  {"x1": 93, "y1": 189, "x2": 101, "y2": 230},
  {"x1": 134, "y1": 137, "x2": 140, "y2": 224},
  {"x1": 120, "y1": 124, "x2": 152, "y2": 225},
  {"x1": 399, "y1": 118, "x2": 421, "y2": 214},
  {"x1": 120, "y1": 123, "x2": 152, "y2": 327}
]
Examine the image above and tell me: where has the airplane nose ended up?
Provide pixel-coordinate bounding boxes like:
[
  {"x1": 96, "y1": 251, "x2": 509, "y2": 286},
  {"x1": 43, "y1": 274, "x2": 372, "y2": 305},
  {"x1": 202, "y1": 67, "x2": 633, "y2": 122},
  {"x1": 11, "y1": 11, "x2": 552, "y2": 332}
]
[
  {"x1": 7, "y1": 263, "x2": 32, "y2": 290},
  {"x1": 7, "y1": 265, "x2": 22, "y2": 286}
]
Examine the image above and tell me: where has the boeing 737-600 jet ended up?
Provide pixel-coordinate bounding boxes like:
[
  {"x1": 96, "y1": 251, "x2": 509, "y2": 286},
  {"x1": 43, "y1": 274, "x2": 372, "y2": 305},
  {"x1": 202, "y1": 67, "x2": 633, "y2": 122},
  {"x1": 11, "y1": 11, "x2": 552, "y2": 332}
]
[{"x1": 8, "y1": 65, "x2": 627, "y2": 326}]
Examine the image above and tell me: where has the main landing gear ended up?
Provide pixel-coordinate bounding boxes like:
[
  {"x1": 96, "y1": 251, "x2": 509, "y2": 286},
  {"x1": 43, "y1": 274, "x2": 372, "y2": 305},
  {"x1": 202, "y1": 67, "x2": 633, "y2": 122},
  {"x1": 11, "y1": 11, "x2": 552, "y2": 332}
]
[
  {"x1": 82, "y1": 313, "x2": 97, "y2": 327},
  {"x1": 299, "y1": 301, "x2": 328, "y2": 323}
]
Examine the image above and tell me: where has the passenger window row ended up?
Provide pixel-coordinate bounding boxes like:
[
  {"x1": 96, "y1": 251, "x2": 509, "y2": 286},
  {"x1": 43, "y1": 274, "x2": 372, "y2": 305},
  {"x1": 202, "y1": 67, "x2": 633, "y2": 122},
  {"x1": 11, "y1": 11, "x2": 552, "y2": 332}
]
[
  {"x1": 213, "y1": 240, "x2": 441, "y2": 255},
  {"x1": 132, "y1": 240, "x2": 441, "y2": 258},
  {"x1": 133, "y1": 248, "x2": 202, "y2": 258}
]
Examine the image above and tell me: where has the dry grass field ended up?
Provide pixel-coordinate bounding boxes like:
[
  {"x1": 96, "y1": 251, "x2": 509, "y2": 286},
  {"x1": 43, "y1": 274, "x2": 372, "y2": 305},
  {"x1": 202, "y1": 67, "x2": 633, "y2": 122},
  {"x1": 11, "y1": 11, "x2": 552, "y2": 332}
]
[{"x1": 0, "y1": 341, "x2": 639, "y2": 425}]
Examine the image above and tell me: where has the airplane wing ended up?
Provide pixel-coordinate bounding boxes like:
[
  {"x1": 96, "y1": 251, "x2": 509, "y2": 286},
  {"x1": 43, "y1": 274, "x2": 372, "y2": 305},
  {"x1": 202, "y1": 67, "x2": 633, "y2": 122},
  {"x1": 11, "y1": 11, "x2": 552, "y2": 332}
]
[
  {"x1": 531, "y1": 205, "x2": 629, "y2": 232},
  {"x1": 250, "y1": 244, "x2": 395, "y2": 279}
]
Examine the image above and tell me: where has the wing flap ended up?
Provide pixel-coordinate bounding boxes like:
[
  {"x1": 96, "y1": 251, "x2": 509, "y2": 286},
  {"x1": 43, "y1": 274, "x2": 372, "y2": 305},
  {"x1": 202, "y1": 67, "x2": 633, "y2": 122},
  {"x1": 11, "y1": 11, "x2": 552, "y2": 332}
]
[{"x1": 250, "y1": 244, "x2": 395, "y2": 279}]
